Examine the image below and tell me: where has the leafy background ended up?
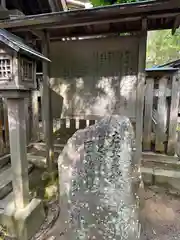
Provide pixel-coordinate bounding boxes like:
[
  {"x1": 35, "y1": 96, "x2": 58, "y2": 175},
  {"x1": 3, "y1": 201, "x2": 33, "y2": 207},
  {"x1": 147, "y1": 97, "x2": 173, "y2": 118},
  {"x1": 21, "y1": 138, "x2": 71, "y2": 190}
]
[{"x1": 90, "y1": 0, "x2": 180, "y2": 67}]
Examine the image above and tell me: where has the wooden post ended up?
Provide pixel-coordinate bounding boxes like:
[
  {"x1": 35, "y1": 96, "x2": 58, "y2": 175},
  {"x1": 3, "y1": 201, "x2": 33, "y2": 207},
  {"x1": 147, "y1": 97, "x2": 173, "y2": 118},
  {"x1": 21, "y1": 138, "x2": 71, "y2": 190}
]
[
  {"x1": 7, "y1": 98, "x2": 30, "y2": 209},
  {"x1": 0, "y1": 98, "x2": 4, "y2": 154},
  {"x1": 143, "y1": 77, "x2": 154, "y2": 151},
  {"x1": 167, "y1": 71, "x2": 180, "y2": 155},
  {"x1": 3, "y1": 99, "x2": 9, "y2": 150},
  {"x1": 25, "y1": 98, "x2": 30, "y2": 144},
  {"x1": 155, "y1": 77, "x2": 168, "y2": 152},
  {"x1": 42, "y1": 30, "x2": 54, "y2": 171},
  {"x1": 1, "y1": 0, "x2": 6, "y2": 8},
  {"x1": 31, "y1": 90, "x2": 40, "y2": 141},
  {"x1": 135, "y1": 23, "x2": 147, "y2": 166}
]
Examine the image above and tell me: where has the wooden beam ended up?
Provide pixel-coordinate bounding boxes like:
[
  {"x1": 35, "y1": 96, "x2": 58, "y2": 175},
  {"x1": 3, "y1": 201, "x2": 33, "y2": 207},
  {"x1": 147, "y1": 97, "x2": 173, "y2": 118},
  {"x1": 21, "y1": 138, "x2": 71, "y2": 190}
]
[
  {"x1": 48, "y1": 0, "x2": 60, "y2": 12},
  {"x1": 41, "y1": 30, "x2": 54, "y2": 171},
  {"x1": 7, "y1": 16, "x2": 142, "y2": 33},
  {"x1": 48, "y1": 0, "x2": 67, "y2": 11},
  {"x1": 66, "y1": 0, "x2": 86, "y2": 8},
  {"x1": 0, "y1": 0, "x2": 179, "y2": 30},
  {"x1": 12, "y1": 28, "x2": 43, "y2": 40},
  {"x1": 172, "y1": 14, "x2": 180, "y2": 35},
  {"x1": 135, "y1": 18, "x2": 147, "y2": 166}
]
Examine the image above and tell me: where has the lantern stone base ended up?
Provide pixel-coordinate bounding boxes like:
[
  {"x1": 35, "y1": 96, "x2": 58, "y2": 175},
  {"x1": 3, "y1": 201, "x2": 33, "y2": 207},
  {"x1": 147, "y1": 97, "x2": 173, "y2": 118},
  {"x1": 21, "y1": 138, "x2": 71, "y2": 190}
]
[{"x1": 0, "y1": 198, "x2": 45, "y2": 240}]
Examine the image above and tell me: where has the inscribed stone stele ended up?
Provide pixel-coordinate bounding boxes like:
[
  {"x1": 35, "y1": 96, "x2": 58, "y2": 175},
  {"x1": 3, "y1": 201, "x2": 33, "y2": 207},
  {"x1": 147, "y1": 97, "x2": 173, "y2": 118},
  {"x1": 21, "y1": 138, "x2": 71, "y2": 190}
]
[{"x1": 58, "y1": 115, "x2": 141, "y2": 240}]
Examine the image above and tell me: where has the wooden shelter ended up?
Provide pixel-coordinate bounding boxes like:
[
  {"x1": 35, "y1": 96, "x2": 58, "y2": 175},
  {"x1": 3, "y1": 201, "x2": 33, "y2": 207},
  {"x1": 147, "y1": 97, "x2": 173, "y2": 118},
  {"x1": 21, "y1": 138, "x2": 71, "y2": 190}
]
[
  {"x1": 0, "y1": 0, "x2": 179, "y2": 164},
  {"x1": 0, "y1": 0, "x2": 179, "y2": 238}
]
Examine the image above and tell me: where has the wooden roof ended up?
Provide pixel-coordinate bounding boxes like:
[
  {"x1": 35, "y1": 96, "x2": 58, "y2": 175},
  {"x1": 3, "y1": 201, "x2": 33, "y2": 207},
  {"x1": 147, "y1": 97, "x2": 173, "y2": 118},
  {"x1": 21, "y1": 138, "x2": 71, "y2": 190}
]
[
  {"x1": 0, "y1": 0, "x2": 180, "y2": 39},
  {"x1": 158, "y1": 59, "x2": 180, "y2": 68},
  {"x1": 0, "y1": 29, "x2": 50, "y2": 61}
]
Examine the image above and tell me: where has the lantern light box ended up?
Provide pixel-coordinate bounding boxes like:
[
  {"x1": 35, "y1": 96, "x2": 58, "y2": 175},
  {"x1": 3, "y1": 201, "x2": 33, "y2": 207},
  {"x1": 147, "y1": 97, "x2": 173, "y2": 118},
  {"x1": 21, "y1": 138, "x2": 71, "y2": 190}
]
[{"x1": 0, "y1": 29, "x2": 50, "y2": 90}]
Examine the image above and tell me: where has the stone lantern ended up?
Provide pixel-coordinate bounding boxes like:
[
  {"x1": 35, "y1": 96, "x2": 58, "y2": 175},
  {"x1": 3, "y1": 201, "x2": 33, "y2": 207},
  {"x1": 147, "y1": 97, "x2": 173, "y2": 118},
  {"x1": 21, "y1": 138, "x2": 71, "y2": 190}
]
[{"x1": 0, "y1": 29, "x2": 50, "y2": 240}]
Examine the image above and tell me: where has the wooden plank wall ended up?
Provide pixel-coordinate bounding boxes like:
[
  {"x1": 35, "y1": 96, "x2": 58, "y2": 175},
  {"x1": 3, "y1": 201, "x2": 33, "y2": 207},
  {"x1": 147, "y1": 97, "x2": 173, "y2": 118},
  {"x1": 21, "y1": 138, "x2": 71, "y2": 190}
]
[{"x1": 155, "y1": 77, "x2": 168, "y2": 152}]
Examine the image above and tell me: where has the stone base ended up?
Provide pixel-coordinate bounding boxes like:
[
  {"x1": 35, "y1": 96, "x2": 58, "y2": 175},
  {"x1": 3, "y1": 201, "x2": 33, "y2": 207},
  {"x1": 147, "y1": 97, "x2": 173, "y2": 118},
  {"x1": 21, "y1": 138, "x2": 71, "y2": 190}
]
[{"x1": 0, "y1": 198, "x2": 45, "y2": 240}]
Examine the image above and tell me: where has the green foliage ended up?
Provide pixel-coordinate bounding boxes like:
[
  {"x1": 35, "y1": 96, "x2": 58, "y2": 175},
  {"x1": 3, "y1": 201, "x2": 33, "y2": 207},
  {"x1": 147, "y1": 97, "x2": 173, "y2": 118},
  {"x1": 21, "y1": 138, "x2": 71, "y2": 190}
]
[
  {"x1": 91, "y1": 0, "x2": 140, "y2": 7},
  {"x1": 147, "y1": 30, "x2": 180, "y2": 67}
]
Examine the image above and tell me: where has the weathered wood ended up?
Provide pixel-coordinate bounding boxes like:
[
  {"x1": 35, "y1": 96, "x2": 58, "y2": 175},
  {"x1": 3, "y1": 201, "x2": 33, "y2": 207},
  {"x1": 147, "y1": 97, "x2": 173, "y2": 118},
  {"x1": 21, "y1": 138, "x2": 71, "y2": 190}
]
[
  {"x1": 0, "y1": 98, "x2": 4, "y2": 154},
  {"x1": 48, "y1": 0, "x2": 67, "y2": 12},
  {"x1": 154, "y1": 87, "x2": 171, "y2": 97},
  {"x1": 1, "y1": 0, "x2": 6, "y2": 8},
  {"x1": 89, "y1": 119, "x2": 95, "y2": 126},
  {"x1": 31, "y1": 90, "x2": 40, "y2": 141},
  {"x1": 79, "y1": 119, "x2": 86, "y2": 129},
  {"x1": 60, "y1": 118, "x2": 66, "y2": 129},
  {"x1": 172, "y1": 15, "x2": 180, "y2": 35},
  {"x1": 135, "y1": 29, "x2": 147, "y2": 166},
  {"x1": 25, "y1": 98, "x2": 30, "y2": 144},
  {"x1": 42, "y1": 30, "x2": 54, "y2": 171},
  {"x1": 70, "y1": 118, "x2": 76, "y2": 130},
  {"x1": 59, "y1": 0, "x2": 68, "y2": 11},
  {"x1": 48, "y1": 0, "x2": 60, "y2": 12},
  {"x1": 0, "y1": 1, "x2": 179, "y2": 31},
  {"x1": 143, "y1": 77, "x2": 154, "y2": 151},
  {"x1": 66, "y1": 0, "x2": 86, "y2": 8},
  {"x1": 155, "y1": 77, "x2": 168, "y2": 153},
  {"x1": 3, "y1": 99, "x2": 9, "y2": 150},
  {"x1": 167, "y1": 72, "x2": 180, "y2": 155}
]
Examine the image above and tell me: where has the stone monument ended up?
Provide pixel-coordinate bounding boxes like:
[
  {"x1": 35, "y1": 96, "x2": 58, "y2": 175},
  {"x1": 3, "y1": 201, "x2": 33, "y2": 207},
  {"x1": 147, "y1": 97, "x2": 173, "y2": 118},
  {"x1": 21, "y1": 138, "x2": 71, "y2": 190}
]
[{"x1": 58, "y1": 115, "x2": 142, "y2": 240}]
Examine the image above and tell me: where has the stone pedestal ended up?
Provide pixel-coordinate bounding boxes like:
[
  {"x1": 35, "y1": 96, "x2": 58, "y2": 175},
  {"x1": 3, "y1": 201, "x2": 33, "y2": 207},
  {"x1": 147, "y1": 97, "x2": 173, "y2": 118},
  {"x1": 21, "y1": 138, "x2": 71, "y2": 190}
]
[
  {"x1": 0, "y1": 90, "x2": 45, "y2": 240},
  {"x1": 0, "y1": 198, "x2": 45, "y2": 240}
]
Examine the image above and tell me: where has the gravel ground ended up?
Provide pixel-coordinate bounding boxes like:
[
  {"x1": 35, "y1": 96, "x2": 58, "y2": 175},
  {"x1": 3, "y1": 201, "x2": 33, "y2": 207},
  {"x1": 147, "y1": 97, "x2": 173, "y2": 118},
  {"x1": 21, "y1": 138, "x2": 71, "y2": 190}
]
[{"x1": 42, "y1": 185, "x2": 180, "y2": 240}]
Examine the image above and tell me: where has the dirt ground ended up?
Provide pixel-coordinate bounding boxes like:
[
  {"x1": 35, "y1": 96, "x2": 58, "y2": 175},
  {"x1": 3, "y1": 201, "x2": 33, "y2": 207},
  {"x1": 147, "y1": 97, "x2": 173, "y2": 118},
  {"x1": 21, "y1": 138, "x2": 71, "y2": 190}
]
[
  {"x1": 141, "y1": 186, "x2": 180, "y2": 240},
  {"x1": 45, "y1": 185, "x2": 180, "y2": 240}
]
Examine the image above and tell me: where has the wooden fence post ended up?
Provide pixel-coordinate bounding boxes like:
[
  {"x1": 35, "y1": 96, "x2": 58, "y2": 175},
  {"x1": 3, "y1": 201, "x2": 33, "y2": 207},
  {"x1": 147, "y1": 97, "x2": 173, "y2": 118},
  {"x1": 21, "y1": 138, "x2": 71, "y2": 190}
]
[
  {"x1": 155, "y1": 77, "x2": 168, "y2": 152},
  {"x1": 143, "y1": 77, "x2": 154, "y2": 151},
  {"x1": 167, "y1": 71, "x2": 180, "y2": 155},
  {"x1": 0, "y1": 98, "x2": 4, "y2": 154},
  {"x1": 135, "y1": 21, "x2": 147, "y2": 166},
  {"x1": 42, "y1": 30, "x2": 54, "y2": 171},
  {"x1": 3, "y1": 99, "x2": 9, "y2": 151}
]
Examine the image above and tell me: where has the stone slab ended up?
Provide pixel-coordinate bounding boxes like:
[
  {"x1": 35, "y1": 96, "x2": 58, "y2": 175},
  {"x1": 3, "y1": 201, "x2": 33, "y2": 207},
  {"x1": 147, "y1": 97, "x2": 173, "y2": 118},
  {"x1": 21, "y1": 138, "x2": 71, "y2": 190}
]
[
  {"x1": 141, "y1": 167, "x2": 154, "y2": 185},
  {"x1": 31, "y1": 142, "x2": 64, "y2": 153},
  {"x1": 143, "y1": 152, "x2": 178, "y2": 163},
  {"x1": 141, "y1": 166, "x2": 180, "y2": 192}
]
